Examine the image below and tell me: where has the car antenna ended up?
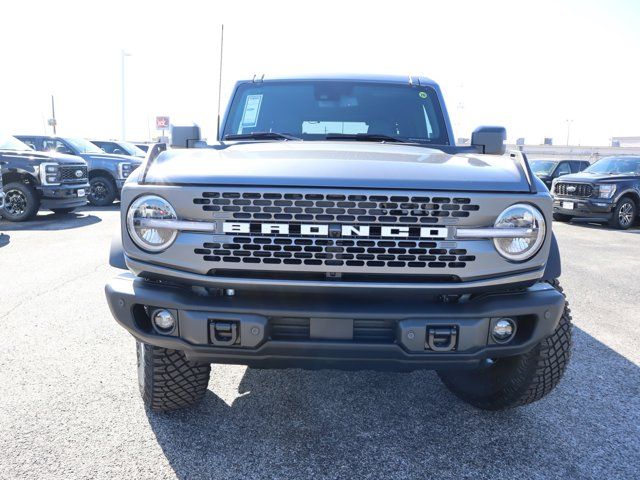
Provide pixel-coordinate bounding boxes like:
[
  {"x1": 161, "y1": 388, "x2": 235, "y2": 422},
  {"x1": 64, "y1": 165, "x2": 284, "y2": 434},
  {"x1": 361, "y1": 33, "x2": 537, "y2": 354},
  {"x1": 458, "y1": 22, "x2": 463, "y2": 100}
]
[{"x1": 216, "y1": 24, "x2": 225, "y2": 142}]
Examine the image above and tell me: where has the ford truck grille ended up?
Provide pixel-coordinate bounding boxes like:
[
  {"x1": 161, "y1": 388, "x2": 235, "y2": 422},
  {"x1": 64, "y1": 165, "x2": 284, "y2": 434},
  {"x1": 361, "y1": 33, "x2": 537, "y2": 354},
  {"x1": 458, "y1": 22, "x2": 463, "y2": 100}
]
[
  {"x1": 60, "y1": 165, "x2": 88, "y2": 184},
  {"x1": 194, "y1": 192, "x2": 480, "y2": 225},
  {"x1": 185, "y1": 188, "x2": 491, "y2": 276},
  {"x1": 555, "y1": 183, "x2": 593, "y2": 197}
]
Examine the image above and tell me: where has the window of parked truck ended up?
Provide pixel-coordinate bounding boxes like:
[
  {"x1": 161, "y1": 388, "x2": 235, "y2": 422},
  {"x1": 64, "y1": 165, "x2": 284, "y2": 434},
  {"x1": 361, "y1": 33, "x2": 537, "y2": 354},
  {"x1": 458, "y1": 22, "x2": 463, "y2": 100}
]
[
  {"x1": 585, "y1": 157, "x2": 640, "y2": 175},
  {"x1": 223, "y1": 80, "x2": 450, "y2": 144}
]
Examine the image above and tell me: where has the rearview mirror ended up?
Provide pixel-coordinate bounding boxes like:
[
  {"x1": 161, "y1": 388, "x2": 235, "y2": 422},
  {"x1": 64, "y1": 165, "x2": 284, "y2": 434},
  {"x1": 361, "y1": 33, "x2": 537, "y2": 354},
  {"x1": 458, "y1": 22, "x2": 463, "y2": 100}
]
[{"x1": 471, "y1": 126, "x2": 506, "y2": 155}]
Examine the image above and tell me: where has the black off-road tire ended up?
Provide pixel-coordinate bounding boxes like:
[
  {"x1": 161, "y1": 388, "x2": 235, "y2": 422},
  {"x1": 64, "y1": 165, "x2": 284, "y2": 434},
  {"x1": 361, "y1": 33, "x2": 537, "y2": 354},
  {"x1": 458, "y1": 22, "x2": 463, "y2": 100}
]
[
  {"x1": 51, "y1": 207, "x2": 76, "y2": 215},
  {"x1": 88, "y1": 175, "x2": 117, "y2": 206},
  {"x1": 437, "y1": 279, "x2": 572, "y2": 410},
  {"x1": 2, "y1": 182, "x2": 40, "y2": 222},
  {"x1": 136, "y1": 341, "x2": 211, "y2": 412},
  {"x1": 553, "y1": 213, "x2": 573, "y2": 222},
  {"x1": 608, "y1": 197, "x2": 636, "y2": 230}
]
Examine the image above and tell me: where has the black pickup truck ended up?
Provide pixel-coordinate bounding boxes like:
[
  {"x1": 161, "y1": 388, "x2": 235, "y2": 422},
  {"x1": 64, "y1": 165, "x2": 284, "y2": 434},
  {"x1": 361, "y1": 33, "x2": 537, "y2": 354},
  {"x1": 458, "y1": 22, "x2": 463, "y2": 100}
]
[
  {"x1": 1, "y1": 136, "x2": 89, "y2": 222},
  {"x1": 552, "y1": 156, "x2": 640, "y2": 229}
]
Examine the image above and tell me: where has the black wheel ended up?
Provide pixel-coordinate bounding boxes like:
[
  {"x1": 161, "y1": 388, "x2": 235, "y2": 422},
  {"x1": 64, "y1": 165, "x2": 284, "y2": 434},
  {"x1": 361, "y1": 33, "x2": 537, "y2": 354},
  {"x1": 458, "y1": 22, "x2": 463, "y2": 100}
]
[
  {"x1": 88, "y1": 176, "x2": 117, "y2": 206},
  {"x1": 608, "y1": 197, "x2": 636, "y2": 230},
  {"x1": 553, "y1": 213, "x2": 573, "y2": 222},
  {"x1": 51, "y1": 207, "x2": 76, "y2": 215},
  {"x1": 2, "y1": 182, "x2": 40, "y2": 222},
  {"x1": 437, "y1": 279, "x2": 572, "y2": 410},
  {"x1": 136, "y1": 340, "x2": 211, "y2": 412}
]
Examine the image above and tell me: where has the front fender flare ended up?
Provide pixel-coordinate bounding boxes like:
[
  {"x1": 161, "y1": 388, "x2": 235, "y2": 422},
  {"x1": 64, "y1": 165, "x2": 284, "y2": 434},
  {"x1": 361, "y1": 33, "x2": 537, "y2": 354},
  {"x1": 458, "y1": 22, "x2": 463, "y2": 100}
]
[
  {"x1": 109, "y1": 225, "x2": 127, "y2": 270},
  {"x1": 542, "y1": 232, "x2": 561, "y2": 281}
]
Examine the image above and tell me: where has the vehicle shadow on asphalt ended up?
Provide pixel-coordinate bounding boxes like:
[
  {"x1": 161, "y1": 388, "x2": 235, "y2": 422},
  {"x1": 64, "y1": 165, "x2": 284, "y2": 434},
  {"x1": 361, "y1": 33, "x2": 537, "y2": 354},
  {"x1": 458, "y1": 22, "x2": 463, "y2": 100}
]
[
  {"x1": 0, "y1": 212, "x2": 102, "y2": 231},
  {"x1": 145, "y1": 327, "x2": 639, "y2": 479},
  {"x1": 563, "y1": 218, "x2": 640, "y2": 233}
]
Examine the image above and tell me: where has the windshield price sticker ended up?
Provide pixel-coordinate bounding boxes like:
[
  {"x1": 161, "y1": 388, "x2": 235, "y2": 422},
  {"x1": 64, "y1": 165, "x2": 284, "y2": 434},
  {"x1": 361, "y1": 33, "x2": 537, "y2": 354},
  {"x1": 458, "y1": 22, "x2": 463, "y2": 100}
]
[{"x1": 240, "y1": 94, "x2": 263, "y2": 128}]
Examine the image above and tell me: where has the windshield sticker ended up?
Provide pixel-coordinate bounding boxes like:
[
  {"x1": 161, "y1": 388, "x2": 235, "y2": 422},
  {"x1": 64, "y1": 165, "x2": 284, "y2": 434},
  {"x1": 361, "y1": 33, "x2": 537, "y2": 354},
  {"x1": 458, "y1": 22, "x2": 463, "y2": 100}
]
[
  {"x1": 241, "y1": 94, "x2": 263, "y2": 128},
  {"x1": 418, "y1": 91, "x2": 428, "y2": 99}
]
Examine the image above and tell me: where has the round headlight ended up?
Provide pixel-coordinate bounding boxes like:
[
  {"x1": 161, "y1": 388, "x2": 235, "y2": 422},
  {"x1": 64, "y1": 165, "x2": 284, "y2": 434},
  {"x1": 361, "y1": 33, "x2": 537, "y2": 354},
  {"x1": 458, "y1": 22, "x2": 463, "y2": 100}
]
[
  {"x1": 493, "y1": 204, "x2": 546, "y2": 262},
  {"x1": 126, "y1": 195, "x2": 178, "y2": 252}
]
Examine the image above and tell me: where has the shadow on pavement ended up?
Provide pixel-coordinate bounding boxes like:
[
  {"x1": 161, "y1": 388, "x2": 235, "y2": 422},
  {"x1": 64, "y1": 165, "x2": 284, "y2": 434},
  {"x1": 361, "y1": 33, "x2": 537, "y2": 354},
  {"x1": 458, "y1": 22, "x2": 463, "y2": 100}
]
[
  {"x1": 146, "y1": 327, "x2": 639, "y2": 480},
  {"x1": 562, "y1": 218, "x2": 640, "y2": 233},
  {"x1": 0, "y1": 211, "x2": 102, "y2": 231},
  {"x1": 0, "y1": 233, "x2": 9, "y2": 248}
]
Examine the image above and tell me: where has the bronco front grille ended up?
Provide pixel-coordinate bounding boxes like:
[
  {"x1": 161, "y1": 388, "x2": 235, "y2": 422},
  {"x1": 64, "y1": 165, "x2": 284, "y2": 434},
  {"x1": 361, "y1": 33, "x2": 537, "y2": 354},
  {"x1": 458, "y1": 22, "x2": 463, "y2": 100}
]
[
  {"x1": 60, "y1": 165, "x2": 88, "y2": 183},
  {"x1": 555, "y1": 183, "x2": 593, "y2": 197},
  {"x1": 194, "y1": 236, "x2": 476, "y2": 269},
  {"x1": 193, "y1": 192, "x2": 480, "y2": 225}
]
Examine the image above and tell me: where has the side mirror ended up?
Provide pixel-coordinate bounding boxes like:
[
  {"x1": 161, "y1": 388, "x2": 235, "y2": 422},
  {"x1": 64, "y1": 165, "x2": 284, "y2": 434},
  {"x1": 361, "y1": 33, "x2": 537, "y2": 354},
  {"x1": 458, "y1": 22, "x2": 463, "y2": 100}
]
[
  {"x1": 171, "y1": 124, "x2": 201, "y2": 148},
  {"x1": 471, "y1": 126, "x2": 506, "y2": 155}
]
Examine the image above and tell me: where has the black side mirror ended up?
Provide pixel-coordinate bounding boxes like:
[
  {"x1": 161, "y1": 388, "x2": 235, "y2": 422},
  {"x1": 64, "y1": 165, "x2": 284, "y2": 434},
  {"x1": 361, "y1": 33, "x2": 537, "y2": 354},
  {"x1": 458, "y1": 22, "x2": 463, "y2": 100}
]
[
  {"x1": 171, "y1": 124, "x2": 202, "y2": 148},
  {"x1": 471, "y1": 126, "x2": 506, "y2": 155}
]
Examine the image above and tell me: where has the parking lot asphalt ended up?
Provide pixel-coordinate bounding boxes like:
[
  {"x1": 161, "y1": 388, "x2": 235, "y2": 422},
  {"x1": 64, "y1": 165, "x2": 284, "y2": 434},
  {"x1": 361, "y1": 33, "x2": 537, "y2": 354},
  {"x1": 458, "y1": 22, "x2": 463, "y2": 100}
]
[{"x1": 0, "y1": 207, "x2": 639, "y2": 480}]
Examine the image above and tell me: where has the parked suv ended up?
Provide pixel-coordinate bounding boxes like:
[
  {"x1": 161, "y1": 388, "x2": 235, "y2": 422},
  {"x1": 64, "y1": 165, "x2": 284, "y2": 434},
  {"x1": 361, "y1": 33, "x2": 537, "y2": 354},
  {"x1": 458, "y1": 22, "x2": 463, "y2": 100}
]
[
  {"x1": 552, "y1": 156, "x2": 640, "y2": 228},
  {"x1": 530, "y1": 159, "x2": 590, "y2": 190},
  {"x1": 1, "y1": 135, "x2": 89, "y2": 221},
  {"x1": 90, "y1": 140, "x2": 146, "y2": 158},
  {"x1": 16, "y1": 135, "x2": 142, "y2": 206},
  {"x1": 106, "y1": 75, "x2": 572, "y2": 412}
]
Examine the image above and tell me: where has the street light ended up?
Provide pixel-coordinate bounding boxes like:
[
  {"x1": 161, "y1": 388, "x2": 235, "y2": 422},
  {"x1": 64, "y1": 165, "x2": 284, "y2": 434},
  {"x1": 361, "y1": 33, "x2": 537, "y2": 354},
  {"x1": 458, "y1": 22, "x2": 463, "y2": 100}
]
[
  {"x1": 121, "y1": 50, "x2": 131, "y2": 141},
  {"x1": 566, "y1": 119, "x2": 574, "y2": 146}
]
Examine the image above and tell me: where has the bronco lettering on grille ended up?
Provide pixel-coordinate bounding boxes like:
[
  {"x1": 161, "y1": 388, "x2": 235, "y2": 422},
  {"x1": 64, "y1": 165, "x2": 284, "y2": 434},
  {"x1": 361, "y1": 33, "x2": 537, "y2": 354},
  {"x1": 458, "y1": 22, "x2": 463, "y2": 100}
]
[{"x1": 222, "y1": 222, "x2": 448, "y2": 239}]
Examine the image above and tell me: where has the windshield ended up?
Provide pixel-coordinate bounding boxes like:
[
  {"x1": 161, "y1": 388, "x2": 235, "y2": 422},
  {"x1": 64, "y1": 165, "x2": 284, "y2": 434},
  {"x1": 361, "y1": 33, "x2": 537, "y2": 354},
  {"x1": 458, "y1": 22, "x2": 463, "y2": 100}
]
[
  {"x1": 65, "y1": 137, "x2": 104, "y2": 154},
  {"x1": 529, "y1": 160, "x2": 557, "y2": 176},
  {"x1": 0, "y1": 135, "x2": 33, "y2": 151},
  {"x1": 119, "y1": 141, "x2": 146, "y2": 157},
  {"x1": 585, "y1": 157, "x2": 640, "y2": 175},
  {"x1": 222, "y1": 80, "x2": 450, "y2": 144}
]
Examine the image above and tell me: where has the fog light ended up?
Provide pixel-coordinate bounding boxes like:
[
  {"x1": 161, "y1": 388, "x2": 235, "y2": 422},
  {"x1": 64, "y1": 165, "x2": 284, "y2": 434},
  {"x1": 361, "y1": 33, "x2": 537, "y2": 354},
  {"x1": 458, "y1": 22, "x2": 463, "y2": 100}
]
[
  {"x1": 492, "y1": 318, "x2": 516, "y2": 343},
  {"x1": 152, "y1": 309, "x2": 175, "y2": 332}
]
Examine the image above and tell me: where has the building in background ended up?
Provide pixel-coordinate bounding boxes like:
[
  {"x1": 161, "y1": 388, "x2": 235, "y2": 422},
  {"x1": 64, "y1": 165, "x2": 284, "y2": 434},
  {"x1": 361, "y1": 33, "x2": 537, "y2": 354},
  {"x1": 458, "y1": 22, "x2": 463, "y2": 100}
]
[{"x1": 610, "y1": 136, "x2": 640, "y2": 147}]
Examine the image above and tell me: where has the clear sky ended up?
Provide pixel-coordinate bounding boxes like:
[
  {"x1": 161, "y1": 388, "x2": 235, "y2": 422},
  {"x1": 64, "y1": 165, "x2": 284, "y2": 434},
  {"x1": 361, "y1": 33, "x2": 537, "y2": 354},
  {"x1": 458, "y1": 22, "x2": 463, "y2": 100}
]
[{"x1": 1, "y1": 0, "x2": 639, "y2": 146}]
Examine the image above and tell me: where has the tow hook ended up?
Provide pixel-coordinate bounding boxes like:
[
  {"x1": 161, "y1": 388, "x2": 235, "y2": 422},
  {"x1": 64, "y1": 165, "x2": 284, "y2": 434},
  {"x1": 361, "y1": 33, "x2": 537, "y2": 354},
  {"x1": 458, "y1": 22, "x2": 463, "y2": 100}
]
[
  {"x1": 426, "y1": 326, "x2": 458, "y2": 352},
  {"x1": 210, "y1": 320, "x2": 239, "y2": 346}
]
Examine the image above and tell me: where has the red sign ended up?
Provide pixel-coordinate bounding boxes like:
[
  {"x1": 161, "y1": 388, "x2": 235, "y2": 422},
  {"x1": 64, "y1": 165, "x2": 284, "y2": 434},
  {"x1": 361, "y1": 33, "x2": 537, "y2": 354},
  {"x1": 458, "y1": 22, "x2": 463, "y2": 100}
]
[{"x1": 156, "y1": 116, "x2": 170, "y2": 129}]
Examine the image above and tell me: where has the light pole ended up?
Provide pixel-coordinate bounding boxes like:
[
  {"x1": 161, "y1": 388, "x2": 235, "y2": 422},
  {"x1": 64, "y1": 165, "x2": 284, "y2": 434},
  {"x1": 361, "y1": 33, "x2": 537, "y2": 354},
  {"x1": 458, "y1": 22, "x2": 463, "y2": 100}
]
[
  {"x1": 566, "y1": 119, "x2": 573, "y2": 146},
  {"x1": 121, "y1": 50, "x2": 131, "y2": 141}
]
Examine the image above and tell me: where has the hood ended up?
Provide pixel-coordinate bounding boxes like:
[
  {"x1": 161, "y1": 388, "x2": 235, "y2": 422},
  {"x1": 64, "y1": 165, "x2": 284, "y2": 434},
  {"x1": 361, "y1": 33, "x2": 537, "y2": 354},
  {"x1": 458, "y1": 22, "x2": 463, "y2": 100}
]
[
  {"x1": 0, "y1": 149, "x2": 85, "y2": 165},
  {"x1": 143, "y1": 142, "x2": 531, "y2": 192},
  {"x1": 555, "y1": 171, "x2": 639, "y2": 183},
  {"x1": 80, "y1": 152, "x2": 142, "y2": 164}
]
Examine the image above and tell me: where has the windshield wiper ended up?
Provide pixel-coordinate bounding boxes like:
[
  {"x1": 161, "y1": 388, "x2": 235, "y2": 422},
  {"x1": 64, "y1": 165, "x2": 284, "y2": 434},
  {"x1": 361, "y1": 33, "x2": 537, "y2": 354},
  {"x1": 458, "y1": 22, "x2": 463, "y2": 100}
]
[
  {"x1": 224, "y1": 132, "x2": 301, "y2": 141},
  {"x1": 324, "y1": 133, "x2": 410, "y2": 143}
]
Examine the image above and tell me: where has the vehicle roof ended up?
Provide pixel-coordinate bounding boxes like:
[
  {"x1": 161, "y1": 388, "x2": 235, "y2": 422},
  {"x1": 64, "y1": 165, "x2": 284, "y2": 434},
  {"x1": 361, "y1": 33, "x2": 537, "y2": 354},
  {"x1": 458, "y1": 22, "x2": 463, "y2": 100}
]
[
  {"x1": 529, "y1": 158, "x2": 584, "y2": 163},
  {"x1": 239, "y1": 73, "x2": 439, "y2": 87}
]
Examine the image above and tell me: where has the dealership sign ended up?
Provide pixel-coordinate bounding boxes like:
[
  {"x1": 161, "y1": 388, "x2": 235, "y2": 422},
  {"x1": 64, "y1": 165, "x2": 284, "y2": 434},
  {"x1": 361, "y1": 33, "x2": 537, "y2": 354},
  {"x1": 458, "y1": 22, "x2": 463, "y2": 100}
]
[{"x1": 155, "y1": 116, "x2": 170, "y2": 130}]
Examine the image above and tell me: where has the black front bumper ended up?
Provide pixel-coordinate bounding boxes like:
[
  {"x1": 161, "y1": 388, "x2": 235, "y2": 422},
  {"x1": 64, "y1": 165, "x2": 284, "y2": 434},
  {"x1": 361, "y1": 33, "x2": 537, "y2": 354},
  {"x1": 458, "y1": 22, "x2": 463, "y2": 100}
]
[
  {"x1": 553, "y1": 196, "x2": 614, "y2": 219},
  {"x1": 105, "y1": 273, "x2": 565, "y2": 370},
  {"x1": 39, "y1": 183, "x2": 89, "y2": 209}
]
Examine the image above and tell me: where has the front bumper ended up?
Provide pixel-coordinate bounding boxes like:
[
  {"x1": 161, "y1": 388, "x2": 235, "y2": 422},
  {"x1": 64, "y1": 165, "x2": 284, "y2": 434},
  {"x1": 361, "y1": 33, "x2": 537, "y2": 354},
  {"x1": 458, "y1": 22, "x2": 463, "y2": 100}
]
[
  {"x1": 105, "y1": 273, "x2": 565, "y2": 370},
  {"x1": 553, "y1": 196, "x2": 614, "y2": 218},
  {"x1": 39, "y1": 183, "x2": 90, "y2": 209}
]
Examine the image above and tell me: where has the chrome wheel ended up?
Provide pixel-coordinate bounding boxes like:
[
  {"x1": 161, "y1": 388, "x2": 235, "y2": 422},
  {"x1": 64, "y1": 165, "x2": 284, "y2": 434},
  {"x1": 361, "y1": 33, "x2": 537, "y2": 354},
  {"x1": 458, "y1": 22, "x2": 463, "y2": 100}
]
[
  {"x1": 618, "y1": 202, "x2": 634, "y2": 227},
  {"x1": 4, "y1": 189, "x2": 28, "y2": 216}
]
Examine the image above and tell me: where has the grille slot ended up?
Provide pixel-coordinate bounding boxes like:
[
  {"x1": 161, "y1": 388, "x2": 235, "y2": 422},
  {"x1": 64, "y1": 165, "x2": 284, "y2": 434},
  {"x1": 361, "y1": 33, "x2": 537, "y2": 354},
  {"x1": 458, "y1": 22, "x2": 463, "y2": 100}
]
[
  {"x1": 555, "y1": 183, "x2": 593, "y2": 197},
  {"x1": 60, "y1": 165, "x2": 88, "y2": 183},
  {"x1": 269, "y1": 317, "x2": 395, "y2": 343},
  {"x1": 194, "y1": 192, "x2": 480, "y2": 224},
  {"x1": 195, "y1": 237, "x2": 476, "y2": 269}
]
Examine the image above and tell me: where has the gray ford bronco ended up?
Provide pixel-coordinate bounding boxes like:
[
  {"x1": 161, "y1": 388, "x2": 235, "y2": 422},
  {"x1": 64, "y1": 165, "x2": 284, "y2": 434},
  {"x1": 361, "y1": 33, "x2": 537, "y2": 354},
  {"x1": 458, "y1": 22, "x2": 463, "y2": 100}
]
[{"x1": 106, "y1": 75, "x2": 572, "y2": 412}]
